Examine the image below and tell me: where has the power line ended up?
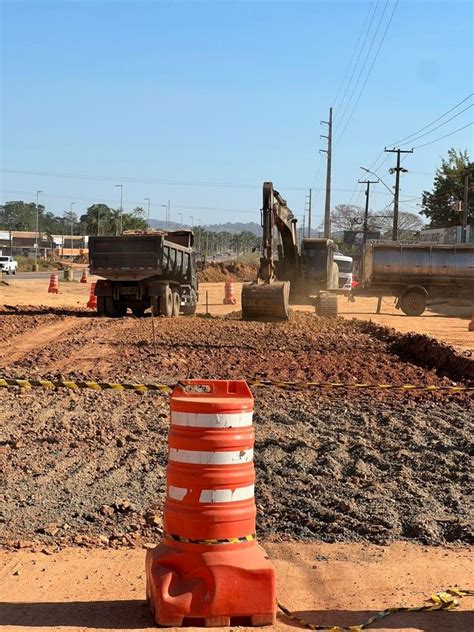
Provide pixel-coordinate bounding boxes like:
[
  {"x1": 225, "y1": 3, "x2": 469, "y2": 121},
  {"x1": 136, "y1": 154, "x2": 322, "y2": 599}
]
[
  {"x1": 335, "y1": 0, "x2": 399, "y2": 145},
  {"x1": 332, "y1": 1, "x2": 377, "y2": 108},
  {"x1": 334, "y1": 1, "x2": 382, "y2": 132},
  {"x1": 1, "y1": 169, "x2": 310, "y2": 192},
  {"x1": 412, "y1": 122, "x2": 473, "y2": 150},
  {"x1": 398, "y1": 104, "x2": 473, "y2": 147},
  {"x1": 387, "y1": 93, "x2": 474, "y2": 147}
]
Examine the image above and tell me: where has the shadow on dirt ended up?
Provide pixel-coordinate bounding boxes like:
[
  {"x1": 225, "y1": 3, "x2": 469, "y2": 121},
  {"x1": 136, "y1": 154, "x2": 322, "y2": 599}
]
[{"x1": 0, "y1": 601, "x2": 471, "y2": 630}]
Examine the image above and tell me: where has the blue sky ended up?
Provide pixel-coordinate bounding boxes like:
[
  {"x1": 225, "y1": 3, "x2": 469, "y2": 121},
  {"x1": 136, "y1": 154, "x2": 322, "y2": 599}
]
[{"x1": 1, "y1": 0, "x2": 473, "y2": 228}]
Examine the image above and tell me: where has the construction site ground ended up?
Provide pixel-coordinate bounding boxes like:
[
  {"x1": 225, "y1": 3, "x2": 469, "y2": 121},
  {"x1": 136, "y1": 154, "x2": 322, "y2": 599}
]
[{"x1": 1, "y1": 276, "x2": 473, "y2": 632}]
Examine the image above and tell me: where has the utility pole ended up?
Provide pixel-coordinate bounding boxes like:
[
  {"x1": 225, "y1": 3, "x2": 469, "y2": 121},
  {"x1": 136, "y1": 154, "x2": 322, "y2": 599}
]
[
  {"x1": 462, "y1": 172, "x2": 470, "y2": 243},
  {"x1": 144, "y1": 197, "x2": 151, "y2": 228},
  {"x1": 302, "y1": 213, "x2": 306, "y2": 247},
  {"x1": 115, "y1": 184, "x2": 123, "y2": 234},
  {"x1": 35, "y1": 190, "x2": 43, "y2": 269},
  {"x1": 384, "y1": 147, "x2": 413, "y2": 240},
  {"x1": 320, "y1": 107, "x2": 332, "y2": 238},
  {"x1": 358, "y1": 179, "x2": 378, "y2": 245},
  {"x1": 70, "y1": 202, "x2": 75, "y2": 252},
  {"x1": 306, "y1": 188, "x2": 312, "y2": 238}
]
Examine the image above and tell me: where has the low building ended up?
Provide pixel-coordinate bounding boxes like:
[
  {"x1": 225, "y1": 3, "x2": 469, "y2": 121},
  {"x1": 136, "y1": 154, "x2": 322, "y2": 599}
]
[{"x1": 419, "y1": 225, "x2": 473, "y2": 243}]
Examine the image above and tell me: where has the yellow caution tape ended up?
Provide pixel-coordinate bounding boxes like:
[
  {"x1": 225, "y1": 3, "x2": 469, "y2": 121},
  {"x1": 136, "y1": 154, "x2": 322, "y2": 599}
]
[
  {"x1": 277, "y1": 588, "x2": 473, "y2": 631},
  {"x1": 164, "y1": 532, "x2": 256, "y2": 545},
  {"x1": 0, "y1": 376, "x2": 471, "y2": 393}
]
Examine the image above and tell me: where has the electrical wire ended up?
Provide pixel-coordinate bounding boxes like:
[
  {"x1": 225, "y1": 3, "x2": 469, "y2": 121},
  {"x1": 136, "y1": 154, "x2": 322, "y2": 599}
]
[
  {"x1": 335, "y1": 0, "x2": 387, "y2": 137},
  {"x1": 387, "y1": 93, "x2": 474, "y2": 147},
  {"x1": 412, "y1": 122, "x2": 473, "y2": 150},
  {"x1": 332, "y1": 1, "x2": 377, "y2": 108},
  {"x1": 397, "y1": 104, "x2": 473, "y2": 147},
  {"x1": 0, "y1": 169, "x2": 309, "y2": 192},
  {"x1": 336, "y1": 0, "x2": 399, "y2": 145}
]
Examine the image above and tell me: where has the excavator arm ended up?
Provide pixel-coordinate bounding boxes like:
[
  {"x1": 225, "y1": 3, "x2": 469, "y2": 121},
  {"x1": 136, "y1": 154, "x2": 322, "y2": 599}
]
[{"x1": 242, "y1": 182, "x2": 298, "y2": 319}]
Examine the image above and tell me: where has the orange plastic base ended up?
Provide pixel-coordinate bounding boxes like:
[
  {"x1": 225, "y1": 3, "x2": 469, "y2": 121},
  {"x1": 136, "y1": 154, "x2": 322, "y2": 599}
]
[
  {"x1": 223, "y1": 298, "x2": 236, "y2": 305},
  {"x1": 469, "y1": 317, "x2": 474, "y2": 331},
  {"x1": 48, "y1": 288, "x2": 59, "y2": 294},
  {"x1": 145, "y1": 540, "x2": 276, "y2": 626}
]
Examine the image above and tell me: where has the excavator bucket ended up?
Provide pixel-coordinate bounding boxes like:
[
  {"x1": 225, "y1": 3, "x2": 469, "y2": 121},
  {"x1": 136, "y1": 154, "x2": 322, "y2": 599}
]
[{"x1": 241, "y1": 281, "x2": 290, "y2": 320}]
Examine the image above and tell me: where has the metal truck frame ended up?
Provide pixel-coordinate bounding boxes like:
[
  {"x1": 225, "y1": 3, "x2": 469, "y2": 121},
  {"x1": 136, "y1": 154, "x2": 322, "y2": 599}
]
[
  {"x1": 89, "y1": 231, "x2": 199, "y2": 318},
  {"x1": 354, "y1": 241, "x2": 474, "y2": 316}
]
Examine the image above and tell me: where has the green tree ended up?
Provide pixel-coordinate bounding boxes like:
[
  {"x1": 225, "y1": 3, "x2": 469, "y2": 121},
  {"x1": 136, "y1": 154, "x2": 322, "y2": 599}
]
[
  {"x1": 421, "y1": 148, "x2": 473, "y2": 227},
  {"x1": 80, "y1": 204, "x2": 113, "y2": 235}
]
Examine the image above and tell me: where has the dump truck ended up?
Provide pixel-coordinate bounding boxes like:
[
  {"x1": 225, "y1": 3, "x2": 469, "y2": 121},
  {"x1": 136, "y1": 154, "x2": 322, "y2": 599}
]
[
  {"x1": 354, "y1": 241, "x2": 474, "y2": 315},
  {"x1": 89, "y1": 231, "x2": 198, "y2": 317},
  {"x1": 241, "y1": 182, "x2": 340, "y2": 319}
]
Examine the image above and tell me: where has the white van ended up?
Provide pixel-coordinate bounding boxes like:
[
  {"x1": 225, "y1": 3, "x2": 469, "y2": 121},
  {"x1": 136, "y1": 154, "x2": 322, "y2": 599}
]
[{"x1": 333, "y1": 253, "x2": 353, "y2": 291}]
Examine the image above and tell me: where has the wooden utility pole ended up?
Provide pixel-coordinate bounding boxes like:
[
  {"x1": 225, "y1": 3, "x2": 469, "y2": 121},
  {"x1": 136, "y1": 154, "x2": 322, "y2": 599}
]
[
  {"x1": 306, "y1": 188, "x2": 312, "y2": 238},
  {"x1": 358, "y1": 179, "x2": 378, "y2": 245},
  {"x1": 385, "y1": 147, "x2": 413, "y2": 240},
  {"x1": 462, "y1": 172, "x2": 470, "y2": 243},
  {"x1": 320, "y1": 107, "x2": 332, "y2": 238}
]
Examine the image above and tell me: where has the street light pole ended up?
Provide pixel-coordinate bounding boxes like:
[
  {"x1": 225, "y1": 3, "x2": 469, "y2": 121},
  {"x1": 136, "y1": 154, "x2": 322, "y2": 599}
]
[
  {"x1": 189, "y1": 216, "x2": 194, "y2": 227},
  {"x1": 70, "y1": 202, "x2": 76, "y2": 252},
  {"x1": 115, "y1": 184, "x2": 123, "y2": 234},
  {"x1": 178, "y1": 213, "x2": 183, "y2": 227},
  {"x1": 144, "y1": 197, "x2": 151, "y2": 228},
  {"x1": 35, "y1": 190, "x2": 44, "y2": 268},
  {"x1": 358, "y1": 179, "x2": 378, "y2": 246}
]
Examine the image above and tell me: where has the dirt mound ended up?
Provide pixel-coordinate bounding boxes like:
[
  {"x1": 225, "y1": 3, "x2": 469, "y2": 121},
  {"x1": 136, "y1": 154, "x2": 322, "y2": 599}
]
[
  {"x1": 198, "y1": 260, "x2": 257, "y2": 282},
  {"x1": 0, "y1": 312, "x2": 472, "y2": 550},
  {"x1": 358, "y1": 321, "x2": 474, "y2": 383}
]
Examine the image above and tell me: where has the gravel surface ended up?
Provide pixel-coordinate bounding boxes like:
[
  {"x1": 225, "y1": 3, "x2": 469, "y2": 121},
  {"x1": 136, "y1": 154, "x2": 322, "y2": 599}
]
[{"x1": 0, "y1": 309, "x2": 472, "y2": 549}]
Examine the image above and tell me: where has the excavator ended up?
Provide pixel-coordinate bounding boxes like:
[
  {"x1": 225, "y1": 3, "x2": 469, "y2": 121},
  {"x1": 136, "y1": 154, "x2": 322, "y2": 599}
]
[{"x1": 241, "y1": 182, "x2": 339, "y2": 320}]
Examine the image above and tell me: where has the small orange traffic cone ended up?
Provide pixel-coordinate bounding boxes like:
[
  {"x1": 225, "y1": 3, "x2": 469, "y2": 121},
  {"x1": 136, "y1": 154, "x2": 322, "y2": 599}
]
[
  {"x1": 87, "y1": 282, "x2": 97, "y2": 309},
  {"x1": 223, "y1": 279, "x2": 237, "y2": 305},
  {"x1": 48, "y1": 273, "x2": 59, "y2": 294},
  {"x1": 80, "y1": 268, "x2": 88, "y2": 283},
  {"x1": 469, "y1": 314, "x2": 474, "y2": 331}
]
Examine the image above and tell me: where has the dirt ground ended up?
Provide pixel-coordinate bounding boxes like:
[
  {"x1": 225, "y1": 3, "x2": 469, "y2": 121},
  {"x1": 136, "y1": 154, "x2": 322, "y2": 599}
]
[
  {"x1": 1, "y1": 278, "x2": 472, "y2": 352},
  {"x1": 1, "y1": 543, "x2": 472, "y2": 632},
  {"x1": 1, "y1": 278, "x2": 472, "y2": 632}
]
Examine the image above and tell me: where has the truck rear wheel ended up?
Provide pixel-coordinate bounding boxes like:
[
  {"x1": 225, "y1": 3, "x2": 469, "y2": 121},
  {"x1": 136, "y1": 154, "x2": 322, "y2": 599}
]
[
  {"x1": 161, "y1": 287, "x2": 173, "y2": 317},
  {"x1": 97, "y1": 296, "x2": 106, "y2": 316},
  {"x1": 400, "y1": 291, "x2": 426, "y2": 316},
  {"x1": 315, "y1": 293, "x2": 338, "y2": 318},
  {"x1": 172, "y1": 290, "x2": 180, "y2": 317},
  {"x1": 105, "y1": 297, "x2": 127, "y2": 317}
]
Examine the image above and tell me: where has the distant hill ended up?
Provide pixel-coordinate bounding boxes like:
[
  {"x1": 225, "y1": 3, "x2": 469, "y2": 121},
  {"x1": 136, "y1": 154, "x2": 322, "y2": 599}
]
[{"x1": 149, "y1": 220, "x2": 261, "y2": 235}]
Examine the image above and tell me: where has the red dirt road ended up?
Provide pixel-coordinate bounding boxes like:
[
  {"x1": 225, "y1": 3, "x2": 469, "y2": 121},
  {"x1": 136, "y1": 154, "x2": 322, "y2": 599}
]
[{"x1": 1, "y1": 542, "x2": 472, "y2": 632}]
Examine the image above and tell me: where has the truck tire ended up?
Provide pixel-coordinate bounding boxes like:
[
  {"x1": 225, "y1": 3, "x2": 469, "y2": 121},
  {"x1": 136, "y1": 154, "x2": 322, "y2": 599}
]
[
  {"x1": 315, "y1": 293, "x2": 338, "y2": 318},
  {"x1": 97, "y1": 296, "x2": 106, "y2": 316},
  {"x1": 400, "y1": 291, "x2": 426, "y2": 316},
  {"x1": 12, "y1": 269, "x2": 16, "y2": 275},
  {"x1": 105, "y1": 297, "x2": 127, "y2": 317},
  {"x1": 161, "y1": 287, "x2": 173, "y2": 317},
  {"x1": 172, "y1": 290, "x2": 180, "y2": 317}
]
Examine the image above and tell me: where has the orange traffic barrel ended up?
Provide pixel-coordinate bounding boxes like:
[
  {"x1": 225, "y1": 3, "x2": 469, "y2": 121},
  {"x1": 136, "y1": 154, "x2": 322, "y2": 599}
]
[
  {"x1": 469, "y1": 313, "x2": 474, "y2": 331},
  {"x1": 87, "y1": 282, "x2": 97, "y2": 309},
  {"x1": 223, "y1": 279, "x2": 236, "y2": 305},
  {"x1": 48, "y1": 273, "x2": 59, "y2": 294},
  {"x1": 80, "y1": 268, "x2": 88, "y2": 283},
  {"x1": 146, "y1": 380, "x2": 276, "y2": 627}
]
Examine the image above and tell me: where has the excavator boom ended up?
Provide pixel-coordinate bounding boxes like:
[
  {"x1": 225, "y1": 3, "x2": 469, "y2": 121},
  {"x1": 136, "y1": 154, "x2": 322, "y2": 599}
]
[{"x1": 241, "y1": 182, "x2": 298, "y2": 320}]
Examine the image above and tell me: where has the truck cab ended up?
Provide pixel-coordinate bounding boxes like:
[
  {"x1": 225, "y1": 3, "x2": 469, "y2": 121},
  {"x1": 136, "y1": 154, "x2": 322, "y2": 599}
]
[
  {"x1": 0, "y1": 256, "x2": 18, "y2": 275},
  {"x1": 333, "y1": 252, "x2": 353, "y2": 291}
]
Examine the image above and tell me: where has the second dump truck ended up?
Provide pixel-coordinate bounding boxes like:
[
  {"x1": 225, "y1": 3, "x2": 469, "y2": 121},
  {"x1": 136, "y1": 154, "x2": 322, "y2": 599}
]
[{"x1": 88, "y1": 231, "x2": 198, "y2": 317}]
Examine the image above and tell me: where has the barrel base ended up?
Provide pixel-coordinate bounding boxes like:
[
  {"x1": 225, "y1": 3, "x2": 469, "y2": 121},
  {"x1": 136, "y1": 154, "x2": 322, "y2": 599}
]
[{"x1": 145, "y1": 539, "x2": 276, "y2": 627}]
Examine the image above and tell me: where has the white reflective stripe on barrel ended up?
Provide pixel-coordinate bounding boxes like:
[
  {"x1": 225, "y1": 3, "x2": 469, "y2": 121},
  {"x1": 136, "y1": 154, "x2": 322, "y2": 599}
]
[
  {"x1": 199, "y1": 484, "x2": 255, "y2": 503},
  {"x1": 169, "y1": 448, "x2": 254, "y2": 465},
  {"x1": 168, "y1": 485, "x2": 188, "y2": 501},
  {"x1": 171, "y1": 411, "x2": 253, "y2": 428}
]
